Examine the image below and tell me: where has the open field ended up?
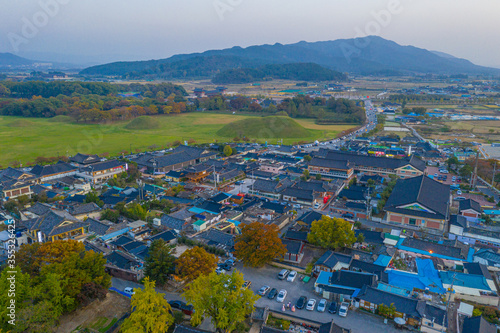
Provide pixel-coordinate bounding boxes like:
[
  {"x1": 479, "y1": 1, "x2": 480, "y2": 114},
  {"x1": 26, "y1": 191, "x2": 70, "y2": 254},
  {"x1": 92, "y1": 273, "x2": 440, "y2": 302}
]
[{"x1": 0, "y1": 113, "x2": 355, "y2": 166}]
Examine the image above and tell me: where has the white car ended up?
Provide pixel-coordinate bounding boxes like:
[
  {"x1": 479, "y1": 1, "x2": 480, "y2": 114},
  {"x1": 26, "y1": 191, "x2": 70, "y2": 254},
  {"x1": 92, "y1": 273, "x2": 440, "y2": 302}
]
[
  {"x1": 287, "y1": 270, "x2": 298, "y2": 282},
  {"x1": 457, "y1": 190, "x2": 462, "y2": 195},
  {"x1": 276, "y1": 289, "x2": 287, "y2": 303},
  {"x1": 317, "y1": 299, "x2": 327, "y2": 312},
  {"x1": 339, "y1": 302, "x2": 349, "y2": 317},
  {"x1": 306, "y1": 299, "x2": 317, "y2": 311},
  {"x1": 123, "y1": 287, "x2": 135, "y2": 296}
]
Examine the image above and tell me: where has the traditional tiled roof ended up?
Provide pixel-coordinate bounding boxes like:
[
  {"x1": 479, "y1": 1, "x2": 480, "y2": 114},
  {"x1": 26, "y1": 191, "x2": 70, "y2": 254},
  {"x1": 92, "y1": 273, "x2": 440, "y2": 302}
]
[{"x1": 385, "y1": 175, "x2": 450, "y2": 220}]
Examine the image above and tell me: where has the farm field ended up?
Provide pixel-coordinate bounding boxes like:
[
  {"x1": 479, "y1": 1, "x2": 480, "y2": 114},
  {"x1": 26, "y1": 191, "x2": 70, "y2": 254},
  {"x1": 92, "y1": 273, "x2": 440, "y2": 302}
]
[{"x1": 0, "y1": 113, "x2": 355, "y2": 166}]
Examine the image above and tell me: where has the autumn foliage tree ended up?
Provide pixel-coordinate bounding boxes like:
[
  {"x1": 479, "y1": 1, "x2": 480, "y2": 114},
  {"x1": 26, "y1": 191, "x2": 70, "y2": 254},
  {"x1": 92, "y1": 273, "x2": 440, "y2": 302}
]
[
  {"x1": 121, "y1": 277, "x2": 174, "y2": 333},
  {"x1": 234, "y1": 221, "x2": 286, "y2": 267},
  {"x1": 307, "y1": 215, "x2": 356, "y2": 250},
  {"x1": 176, "y1": 246, "x2": 218, "y2": 282},
  {"x1": 183, "y1": 271, "x2": 259, "y2": 333}
]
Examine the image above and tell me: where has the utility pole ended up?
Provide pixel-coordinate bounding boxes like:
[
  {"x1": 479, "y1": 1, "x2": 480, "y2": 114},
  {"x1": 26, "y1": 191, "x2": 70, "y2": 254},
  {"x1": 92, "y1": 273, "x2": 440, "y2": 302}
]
[
  {"x1": 492, "y1": 162, "x2": 496, "y2": 186},
  {"x1": 471, "y1": 151, "x2": 480, "y2": 188},
  {"x1": 442, "y1": 272, "x2": 459, "y2": 333}
]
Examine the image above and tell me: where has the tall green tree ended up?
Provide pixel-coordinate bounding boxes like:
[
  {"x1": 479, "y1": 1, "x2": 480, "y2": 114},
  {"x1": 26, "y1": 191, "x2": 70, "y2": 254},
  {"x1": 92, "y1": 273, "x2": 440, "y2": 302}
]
[
  {"x1": 144, "y1": 239, "x2": 176, "y2": 286},
  {"x1": 183, "y1": 271, "x2": 259, "y2": 333},
  {"x1": 307, "y1": 215, "x2": 356, "y2": 250},
  {"x1": 121, "y1": 277, "x2": 173, "y2": 333}
]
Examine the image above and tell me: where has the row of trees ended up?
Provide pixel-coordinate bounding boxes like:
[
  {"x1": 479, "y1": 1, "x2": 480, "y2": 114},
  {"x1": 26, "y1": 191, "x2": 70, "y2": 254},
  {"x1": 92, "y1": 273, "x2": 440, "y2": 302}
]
[
  {"x1": 195, "y1": 94, "x2": 365, "y2": 124},
  {"x1": 0, "y1": 92, "x2": 189, "y2": 121},
  {"x1": 0, "y1": 81, "x2": 186, "y2": 99}
]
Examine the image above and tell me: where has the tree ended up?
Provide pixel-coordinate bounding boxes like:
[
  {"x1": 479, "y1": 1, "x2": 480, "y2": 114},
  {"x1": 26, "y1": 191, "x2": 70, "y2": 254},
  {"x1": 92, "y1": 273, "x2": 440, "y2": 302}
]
[
  {"x1": 223, "y1": 145, "x2": 232, "y2": 157},
  {"x1": 176, "y1": 246, "x2": 218, "y2": 282},
  {"x1": 303, "y1": 155, "x2": 312, "y2": 162},
  {"x1": 144, "y1": 239, "x2": 176, "y2": 286},
  {"x1": 183, "y1": 271, "x2": 259, "y2": 333},
  {"x1": 357, "y1": 233, "x2": 365, "y2": 243},
  {"x1": 234, "y1": 221, "x2": 286, "y2": 267},
  {"x1": 307, "y1": 215, "x2": 356, "y2": 250},
  {"x1": 85, "y1": 191, "x2": 104, "y2": 207},
  {"x1": 315, "y1": 173, "x2": 322, "y2": 180},
  {"x1": 301, "y1": 169, "x2": 310, "y2": 181},
  {"x1": 377, "y1": 303, "x2": 397, "y2": 318},
  {"x1": 446, "y1": 156, "x2": 459, "y2": 169},
  {"x1": 460, "y1": 164, "x2": 474, "y2": 179},
  {"x1": 121, "y1": 277, "x2": 174, "y2": 333}
]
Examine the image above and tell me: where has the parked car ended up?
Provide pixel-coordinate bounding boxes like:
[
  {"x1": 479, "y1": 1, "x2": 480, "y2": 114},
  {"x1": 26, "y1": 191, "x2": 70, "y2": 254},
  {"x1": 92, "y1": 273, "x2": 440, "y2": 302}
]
[
  {"x1": 317, "y1": 299, "x2": 327, "y2": 312},
  {"x1": 306, "y1": 299, "x2": 317, "y2": 311},
  {"x1": 339, "y1": 302, "x2": 349, "y2": 317},
  {"x1": 454, "y1": 196, "x2": 466, "y2": 201},
  {"x1": 258, "y1": 285, "x2": 271, "y2": 296},
  {"x1": 287, "y1": 270, "x2": 298, "y2": 282},
  {"x1": 278, "y1": 269, "x2": 290, "y2": 280},
  {"x1": 267, "y1": 288, "x2": 278, "y2": 299},
  {"x1": 457, "y1": 190, "x2": 462, "y2": 195},
  {"x1": 328, "y1": 301, "x2": 337, "y2": 314},
  {"x1": 215, "y1": 266, "x2": 225, "y2": 275},
  {"x1": 168, "y1": 300, "x2": 194, "y2": 315},
  {"x1": 218, "y1": 263, "x2": 232, "y2": 271},
  {"x1": 123, "y1": 287, "x2": 135, "y2": 296},
  {"x1": 243, "y1": 281, "x2": 251, "y2": 289},
  {"x1": 296, "y1": 296, "x2": 307, "y2": 309},
  {"x1": 225, "y1": 258, "x2": 235, "y2": 266},
  {"x1": 276, "y1": 289, "x2": 287, "y2": 303}
]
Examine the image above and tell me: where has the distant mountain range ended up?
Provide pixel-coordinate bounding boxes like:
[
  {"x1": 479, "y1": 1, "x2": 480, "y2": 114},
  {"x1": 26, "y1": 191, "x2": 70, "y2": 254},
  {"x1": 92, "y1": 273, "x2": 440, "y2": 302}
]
[
  {"x1": 0, "y1": 53, "x2": 36, "y2": 67},
  {"x1": 0, "y1": 53, "x2": 78, "y2": 70},
  {"x1": 80, "y1": 36, "x2": 500, "y2": 80}
]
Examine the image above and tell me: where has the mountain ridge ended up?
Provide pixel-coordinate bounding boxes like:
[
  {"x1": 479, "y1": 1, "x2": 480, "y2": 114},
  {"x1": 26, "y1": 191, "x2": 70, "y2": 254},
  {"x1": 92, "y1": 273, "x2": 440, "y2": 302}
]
[{"x1": 70, "y1": 36, "x2": 500, "y2": 77}]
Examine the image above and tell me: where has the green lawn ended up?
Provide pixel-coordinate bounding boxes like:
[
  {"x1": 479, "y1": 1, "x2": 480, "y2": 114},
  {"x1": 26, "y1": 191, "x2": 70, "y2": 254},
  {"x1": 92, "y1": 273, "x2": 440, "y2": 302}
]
[{"x1": 0, "y1": 113, "x2": 355, "y2": 166}]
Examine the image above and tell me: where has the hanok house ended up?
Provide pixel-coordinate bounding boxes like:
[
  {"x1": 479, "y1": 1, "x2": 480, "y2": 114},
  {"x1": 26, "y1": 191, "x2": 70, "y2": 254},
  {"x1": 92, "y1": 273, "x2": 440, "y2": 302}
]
[
  {"x1": 314, "y1": 251, "x2": 353, "y2": 275},
  {"x1": 315, "y1": 270, "x2": 377, "y2": 302},
  {"x1": 22, "y1": 210, "x2": 89, "y2": 243},
  {"x1": 281, "y1": 187, "x2": 320, "y2": 207},
  {"x1": 313, "y1": 150, "x2": 426, "y2": 179},
  {"x1": 133, "y1": 146, "x2": 217, "y2": 174},
  {"x1": 70, "y1": 153, "x2": 101, "y2": 167},
  {"x1": 0, "y1": 167, "x2": 37, "y2": 199},
  {"x1": 68, "y1": 202, "x2": 102, "y2": 220},
  {"x1": 459, "y1": 199, "x2": 482, "y2": 223},
  {"x1": 30, "y1": 161, "x2": 78, "y2": 182},
  {"x1": 355, "y1": 285, "x2": 426, "y2": 328},
  {"x1": 77, "y1": 160, "x2": 127, "y2": 184},
  {"x1": 280, "y1": 239, "x2": 305, "y2": 264},
  {"x1": 249, "y1": 178, "x2": 293, "y2": 200},
  {"x1": 104, "y1": 250, "x2": 144, "y2": 282},
  {"x1": 384, "y1": 175, "x2": 451, "y2": 231},
  {"x1": 185, "y1": 164, "x2": 212, "y2": 183},
  {"x1": 307, "y1": 158, "x2": 355, "y2": 181}
]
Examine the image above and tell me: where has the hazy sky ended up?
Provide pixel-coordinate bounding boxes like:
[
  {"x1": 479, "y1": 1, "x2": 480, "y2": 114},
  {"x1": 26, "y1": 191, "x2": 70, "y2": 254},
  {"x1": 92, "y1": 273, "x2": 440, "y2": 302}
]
[{"x1": 1, "y1": 0, "x2": 499, "y2": 67}]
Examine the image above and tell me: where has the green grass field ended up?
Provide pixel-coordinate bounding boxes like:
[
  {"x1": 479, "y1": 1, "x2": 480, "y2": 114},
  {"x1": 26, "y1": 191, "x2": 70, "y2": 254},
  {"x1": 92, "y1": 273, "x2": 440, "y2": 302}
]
[{"x1": 0, "y1": 113, "x2": 355, "y2": 166}]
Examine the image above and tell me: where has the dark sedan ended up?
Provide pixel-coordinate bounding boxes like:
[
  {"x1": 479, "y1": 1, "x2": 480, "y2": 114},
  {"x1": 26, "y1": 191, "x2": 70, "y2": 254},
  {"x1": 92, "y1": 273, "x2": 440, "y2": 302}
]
[
  {"x1": 267, "y1": 288, "x2": 278, "y2": 299},
  {"x1": 169, "y1": 300, "x2": 194, "y2": 315},
  {"x1": 328, "y1": 301, "x2": 337, "y2": 314},
  {"x1": 296, "y1": 296, "x2": 308, "y2": 310}
]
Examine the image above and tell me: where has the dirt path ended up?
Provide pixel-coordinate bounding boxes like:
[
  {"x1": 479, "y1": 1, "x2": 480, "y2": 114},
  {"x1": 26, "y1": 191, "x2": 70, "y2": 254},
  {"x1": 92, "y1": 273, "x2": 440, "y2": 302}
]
[{"x1": 55, "y1": 292, "x2": 130, "y2": 333}]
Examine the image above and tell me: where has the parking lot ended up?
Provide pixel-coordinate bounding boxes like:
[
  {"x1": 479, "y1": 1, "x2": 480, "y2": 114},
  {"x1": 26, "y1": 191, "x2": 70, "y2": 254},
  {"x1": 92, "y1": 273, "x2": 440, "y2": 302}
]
[
  {"x1": 236, "y1": 264, "x2": 401, "y2": 333},
  {"x1": 112, "y1": 264, "x2": 401, "y2": 333}
]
